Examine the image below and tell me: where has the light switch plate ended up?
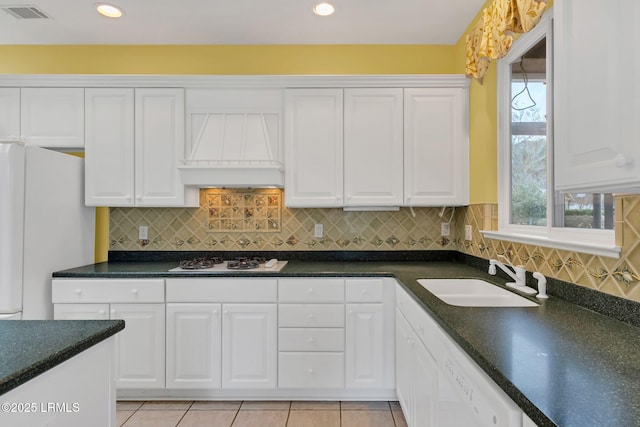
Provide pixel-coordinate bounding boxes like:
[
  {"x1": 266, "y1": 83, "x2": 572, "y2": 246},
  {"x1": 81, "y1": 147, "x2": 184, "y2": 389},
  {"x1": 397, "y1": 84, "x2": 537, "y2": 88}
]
[
  {"x1": 465, "y1": 224, "x2": 473, "y2": 241},
  {"x1": 314, "y1": 224, "x2": 324, "y2": 238},
  {"x1": 441, "y1": 223, "x2": 450, "y2": 237}
]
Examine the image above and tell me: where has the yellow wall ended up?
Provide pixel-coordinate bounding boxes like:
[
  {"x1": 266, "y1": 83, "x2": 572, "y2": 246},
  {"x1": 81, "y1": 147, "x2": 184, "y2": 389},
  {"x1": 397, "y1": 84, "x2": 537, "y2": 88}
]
[{"x1": 0, "y1": 45, "x2": 459, "y2": 75}]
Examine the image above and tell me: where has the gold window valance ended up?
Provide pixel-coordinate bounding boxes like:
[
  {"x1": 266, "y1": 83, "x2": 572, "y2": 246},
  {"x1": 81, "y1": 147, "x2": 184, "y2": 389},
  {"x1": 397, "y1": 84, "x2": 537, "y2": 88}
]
[{"x1": 466, "y1": 0, "x2": 548, "y2": 82}]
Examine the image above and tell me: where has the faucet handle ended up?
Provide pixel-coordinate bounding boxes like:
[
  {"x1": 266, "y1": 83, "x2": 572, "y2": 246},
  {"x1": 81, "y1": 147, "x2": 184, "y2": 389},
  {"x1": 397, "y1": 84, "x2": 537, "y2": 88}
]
[{"x1": 533, "y1": 272, "x2": 549, "y2": 299}]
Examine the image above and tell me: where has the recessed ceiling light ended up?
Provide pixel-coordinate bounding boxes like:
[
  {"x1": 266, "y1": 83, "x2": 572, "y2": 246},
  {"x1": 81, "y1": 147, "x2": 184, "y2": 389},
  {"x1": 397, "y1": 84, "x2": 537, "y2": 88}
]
[
  {"x1": 313, "y1": 2, "x2": 335, "y2": 17},
  {"x1": 96, "y1": 3, "x2": 123, "y2": 18}
]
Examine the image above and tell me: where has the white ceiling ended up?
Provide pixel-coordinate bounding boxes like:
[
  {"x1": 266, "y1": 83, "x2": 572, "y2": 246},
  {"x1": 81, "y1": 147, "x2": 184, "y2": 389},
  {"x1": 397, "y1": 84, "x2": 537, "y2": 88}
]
[{"x1": 0, "y1": 0, "x2": 486, "y2": 45}]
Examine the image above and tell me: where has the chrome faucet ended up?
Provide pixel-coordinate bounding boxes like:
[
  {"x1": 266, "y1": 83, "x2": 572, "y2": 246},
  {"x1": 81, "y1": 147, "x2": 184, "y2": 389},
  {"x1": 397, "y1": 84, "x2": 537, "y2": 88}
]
[{"x1": 488, "y1": 259, "x2": 537, "y2": 295}]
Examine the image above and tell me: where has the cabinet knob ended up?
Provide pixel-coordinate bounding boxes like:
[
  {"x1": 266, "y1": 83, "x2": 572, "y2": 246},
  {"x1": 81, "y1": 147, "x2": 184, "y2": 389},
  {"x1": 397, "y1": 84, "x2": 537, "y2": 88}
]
[
  {"x1": 307, "y1": 287, "x2": 314, "y2": 294},
  {"x1": 131, "y1": 289, "x2": 138, "y2": 295},
  {"x1": 111, "y1": 309, "x2": 116, "y2": 315},
  {"x1": 75, "y1": 289, "x2": 82, "y2": 294},
  {"x1": 99, "y1": 309, "x2": 105, "y2": 315},
  {"x1": 307, "y1": 368, "x2": 314, "y2": 375},
  {"x1": 615, "y1": 154, "x2": 629, "y2": 168},
  {"x1": 213, "y1": 309, "x2": 218, "y2": 314},
  {"x1": 361, "y1": 288, "x2": 367, "y2": 293},
  {"x1": 348, "y1": 310, "x2": 353, "y2": 314},
  {"x1": 308, "y1": 337, "x2": 315, "y2": 343},
  {"x1": 307, "y1": 313, "x2": 314, "y2": 319},
  {"x1": 224, "y1": 310, "x2": 229, "y2": 315}
]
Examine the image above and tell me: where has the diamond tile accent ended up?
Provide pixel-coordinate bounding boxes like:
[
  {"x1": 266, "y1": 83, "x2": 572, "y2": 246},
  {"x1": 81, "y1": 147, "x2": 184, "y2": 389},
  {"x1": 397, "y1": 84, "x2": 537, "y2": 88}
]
[{"x1": 453, "y1": 197, "x2": 640, "y2": 303}]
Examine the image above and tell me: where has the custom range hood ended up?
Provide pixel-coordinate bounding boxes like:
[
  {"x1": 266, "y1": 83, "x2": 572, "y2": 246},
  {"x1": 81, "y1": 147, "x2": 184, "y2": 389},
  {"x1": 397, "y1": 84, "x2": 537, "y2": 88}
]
[{"x1": 179, "y1": 89, "x2": 284, "y2": 188}]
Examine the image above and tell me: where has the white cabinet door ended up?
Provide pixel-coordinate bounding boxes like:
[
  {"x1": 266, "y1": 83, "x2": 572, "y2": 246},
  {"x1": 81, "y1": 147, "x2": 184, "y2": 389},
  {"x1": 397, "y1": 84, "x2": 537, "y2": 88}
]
[
  {"x1": 284, "y1": 89, "x2": 344, "y2": 207},
  {"x1": 111, "y1": 303, "x2": 165, "y2": 389},
  {"x1": 396, "y1": 309, "x2": 415, "y2": 427},
  {"x1": 346, "y1": 303, "x2": 385, "y2": 388},
  {"x1": 135, "y1": 88, "x2": 193, "y2": 206},
  {"x1": 554, "y1": 0, "x2": 640, "y2": 192},
  {"x1": 20, "y1": 88, "x2": 84, "y2": 148},
  {"x1": 413, "y1": 339, "x2": 437, "y2": 427},
  {"x1": 0, "y1": 88, "x2": 20, "y2": 140},
  {"x1": 84, "y1": 88, "x2": 135, "y2": 206},
  {"x1": 166, "y1": 303, "x2": 222, "y2": 389},
  {"x1": 221, "y1": 303, "x2": 277, "y2": 389},
  {"x1": 344, "y1": 88, "x2": 403, "y2": 206},
  {"x1": 404, "y1": 88, "x2": 469, "y2": 206}
]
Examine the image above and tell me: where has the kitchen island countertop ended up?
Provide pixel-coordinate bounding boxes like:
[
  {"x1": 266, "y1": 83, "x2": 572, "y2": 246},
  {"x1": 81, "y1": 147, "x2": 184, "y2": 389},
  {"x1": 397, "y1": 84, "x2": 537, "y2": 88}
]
[
  {"x1": 0, "y1": 320, "x2": 125, "y2": 395},
  {"x1": 53, "y1": 258, "x2": 640, "y2": 427}
]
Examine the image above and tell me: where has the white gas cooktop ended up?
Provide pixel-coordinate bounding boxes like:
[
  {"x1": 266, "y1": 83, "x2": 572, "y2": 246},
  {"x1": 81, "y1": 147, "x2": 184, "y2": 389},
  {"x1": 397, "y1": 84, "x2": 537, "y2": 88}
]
[{"x1": 169, "y1": 259, "x2": 288, "y2": 273}]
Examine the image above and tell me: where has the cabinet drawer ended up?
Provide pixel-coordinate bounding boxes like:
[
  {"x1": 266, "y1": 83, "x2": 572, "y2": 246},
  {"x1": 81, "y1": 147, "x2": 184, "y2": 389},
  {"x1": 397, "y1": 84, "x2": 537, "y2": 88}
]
[
  {"x1": 278, "y1": 279, "x2": 344, "y2": 303},
  {"x1": 166, "y1": 278, "x2": 277, "y2": 302},
  {"x1": 52, "y1": 279, "x2": 164, "y2": 303},
  {"x1": 279, "y1": 328, "x2": 345, "y2": 352},
  {"x1": 278, "y1": 352, "x2": 344, "y2": 388},
  {"x1": 279, "y1": 304, "x2": 344, "y2": 327},
  {"x1": 345, "y1": 278, "x2": 384, "y2": 302}
]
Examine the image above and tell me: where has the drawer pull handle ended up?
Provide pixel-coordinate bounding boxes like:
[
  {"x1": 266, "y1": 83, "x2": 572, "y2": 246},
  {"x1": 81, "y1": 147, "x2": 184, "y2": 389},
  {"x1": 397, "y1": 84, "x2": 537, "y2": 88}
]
[
  {"x1": 307, "y1": 369, "x2": 314, "y2": 375},
  {"x1": 307, "y1": 288, "x2": 314, "y2": 294},
  {"x1": 75, "y1": 289, "x2": 82, "y2": 294},
  {"x1": 99, "y1": 310, "x2": 105, "y2": 315},
  {"x1": 131, "y1": 289, "x2": 138, "y2": 295}
]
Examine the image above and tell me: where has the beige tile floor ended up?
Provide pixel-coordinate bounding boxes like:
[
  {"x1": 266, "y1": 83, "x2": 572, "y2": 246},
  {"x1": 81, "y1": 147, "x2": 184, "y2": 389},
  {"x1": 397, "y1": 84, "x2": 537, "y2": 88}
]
[{"x1": 117, "y1": 400, "x2": 408, "y2": 427}]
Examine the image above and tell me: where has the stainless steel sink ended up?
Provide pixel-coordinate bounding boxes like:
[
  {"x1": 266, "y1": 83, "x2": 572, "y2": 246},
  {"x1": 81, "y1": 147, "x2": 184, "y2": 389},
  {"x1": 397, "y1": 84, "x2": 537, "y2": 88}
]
[{"x1": 417, "y1": 279, "x2": 539, "y2": 307}]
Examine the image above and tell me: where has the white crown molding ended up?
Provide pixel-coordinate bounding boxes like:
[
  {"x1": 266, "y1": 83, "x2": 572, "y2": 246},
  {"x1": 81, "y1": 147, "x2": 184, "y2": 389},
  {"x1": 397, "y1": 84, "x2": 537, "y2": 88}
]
[{"x1": 0, "y1": 74, "x2": 470, "y2": 88}]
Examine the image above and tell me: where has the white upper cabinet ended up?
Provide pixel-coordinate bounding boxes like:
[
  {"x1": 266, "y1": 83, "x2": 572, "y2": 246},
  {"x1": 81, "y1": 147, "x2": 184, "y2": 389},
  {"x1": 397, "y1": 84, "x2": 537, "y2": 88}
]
[
  {"x1": 0, "y1": 88, "x2": 20, "y2": 140},
  {"x1": 84, "y1": 88, "x2": 135, "y2": 206},
  {"x1": 20, "y1": 88, "x2": 84, "y2": 148},
  {"x1": 284, "y1": 82, "x2": 469, "y2": 208},
  {"x1": 404, "y1": 88, "x2": 469, "y2": 206},
  {"x1": 554, "y1": 0, "x2": 640, "y2": 192},
  {"x1": 344, "y1": 88, "x2": 404, "y2": 207},
  {"x1": 85, "y1": 88, "x2": 197, "y2": 207},
  {"x1": 135, "y1": 88, "x2": 192, "y2": 206},
  {"x1": 284, "y1": 89, "x2": 344, "y2": 207}
]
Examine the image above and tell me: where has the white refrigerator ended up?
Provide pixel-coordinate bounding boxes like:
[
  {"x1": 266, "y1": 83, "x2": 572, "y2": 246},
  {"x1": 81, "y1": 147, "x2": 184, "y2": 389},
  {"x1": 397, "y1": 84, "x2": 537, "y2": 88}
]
[{"x1": 0, "y1": 141, "x2": 95, "y2": 319}]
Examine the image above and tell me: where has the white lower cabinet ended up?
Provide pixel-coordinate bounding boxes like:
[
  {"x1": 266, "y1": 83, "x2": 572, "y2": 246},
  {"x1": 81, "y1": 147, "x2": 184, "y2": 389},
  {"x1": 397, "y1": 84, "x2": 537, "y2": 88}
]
[
  {"x1": 53, "y1": 302, "x2": 165, "y2": 389},
  {"x1": 396, "y1": 309, "x2": 437, "y2": 427},
  {"x1": 52, "y1": 279, "x2": 166, "y2": 390},
  {"x1": 346, "y1": 304, "x2": 385, "y2": 388},
  {"x1": 222, "y1": 303, "x2": 278, "y2": 389},
  {"x1": 166, "y1": 303, "x2": 222, "y2": 389},
  {"x1": 165, "y1": 278, "x2": 279, "y2": 392},
  {"x1": 111, "y1": 304, "x2": 165, "y2": 389}
]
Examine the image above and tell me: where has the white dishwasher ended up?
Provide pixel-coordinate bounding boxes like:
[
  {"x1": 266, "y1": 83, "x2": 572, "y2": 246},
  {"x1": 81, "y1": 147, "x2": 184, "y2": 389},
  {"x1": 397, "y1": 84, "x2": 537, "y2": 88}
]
[{"x1": 437, "y1": 331, "x2": 523, "y2": 427}]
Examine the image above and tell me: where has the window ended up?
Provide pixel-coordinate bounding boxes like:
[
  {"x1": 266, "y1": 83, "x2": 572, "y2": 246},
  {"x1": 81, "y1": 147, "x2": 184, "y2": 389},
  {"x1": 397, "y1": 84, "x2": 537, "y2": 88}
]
[{"x1": 487, "y1": 11, "x2": 619, "y2": 258}]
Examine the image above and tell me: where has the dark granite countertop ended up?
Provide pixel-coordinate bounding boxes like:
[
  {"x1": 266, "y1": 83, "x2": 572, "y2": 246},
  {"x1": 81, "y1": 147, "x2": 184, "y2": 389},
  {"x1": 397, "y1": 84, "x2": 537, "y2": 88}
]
[
  {"x1": 53, "y1": 256, "x2": 640, "y2": 427},
  {"x1": 0, "y1": 320, "x2": 125, "y2": 395}
]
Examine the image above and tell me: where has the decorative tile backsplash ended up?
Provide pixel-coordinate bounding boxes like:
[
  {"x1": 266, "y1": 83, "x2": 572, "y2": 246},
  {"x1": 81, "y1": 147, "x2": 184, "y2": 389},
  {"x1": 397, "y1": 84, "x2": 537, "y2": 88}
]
[
  {"x1": 454, "y1": 196, "x2": 640, "y2": 303},
  {"x1": 109, "y1": 189, "x2": 640, "y2": 303},
  {"x1": 110, "y1": 189, "x2": 455, "y2": 252}
]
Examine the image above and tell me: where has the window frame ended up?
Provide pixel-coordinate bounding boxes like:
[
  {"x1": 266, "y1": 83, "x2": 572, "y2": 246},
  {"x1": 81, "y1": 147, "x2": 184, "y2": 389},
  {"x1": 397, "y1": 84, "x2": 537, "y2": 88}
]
[{"x1": 485, "y1": 10, "x2": 620, "y2": 258}]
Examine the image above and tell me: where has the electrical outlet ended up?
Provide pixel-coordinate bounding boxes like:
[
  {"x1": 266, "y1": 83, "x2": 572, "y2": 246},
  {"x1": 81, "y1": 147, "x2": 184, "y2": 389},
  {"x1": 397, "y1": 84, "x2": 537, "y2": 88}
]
[
  {"x1": 465, "y1": 224, "x2": 473, "y2": 241},
  {"x1": 441, "y1": 223, "x2": 450, "y2": 237},
  {"x1": 314, "y1": 224, "x2": 324, "y2": 238},
  {"x1": 138, "y1": 225, "x2": 148, "y2": 240}
]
